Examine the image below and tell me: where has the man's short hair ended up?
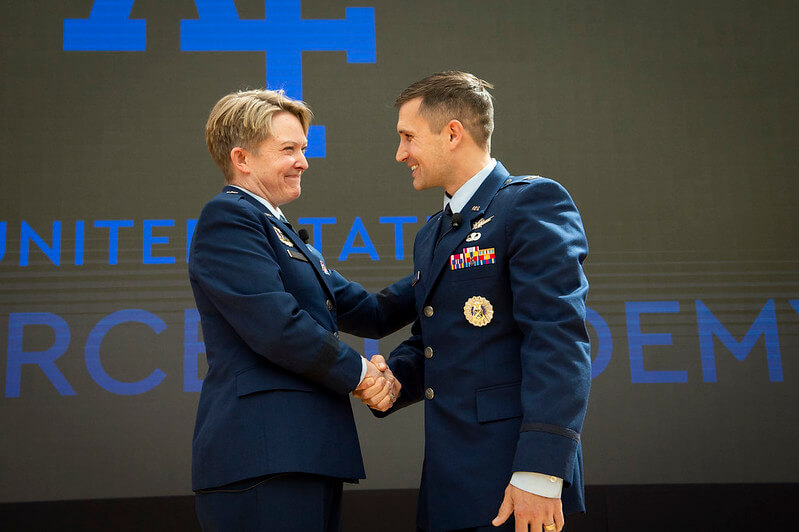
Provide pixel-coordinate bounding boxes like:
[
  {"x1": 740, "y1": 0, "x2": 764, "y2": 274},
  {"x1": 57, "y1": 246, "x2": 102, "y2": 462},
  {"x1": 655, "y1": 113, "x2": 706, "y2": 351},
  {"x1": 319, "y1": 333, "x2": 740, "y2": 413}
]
[
  {"x1": 395, "y1": 71, "x2": 494, "y2": 150},
  {"x1": 205, "y1": 89, "x2": 313, "y2": 181}
]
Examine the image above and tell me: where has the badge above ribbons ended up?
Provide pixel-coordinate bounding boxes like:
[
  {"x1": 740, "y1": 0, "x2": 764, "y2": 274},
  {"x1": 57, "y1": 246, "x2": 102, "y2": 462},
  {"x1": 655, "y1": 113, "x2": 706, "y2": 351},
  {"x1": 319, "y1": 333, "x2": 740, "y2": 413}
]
[{"x1": 273, "y1": 226, "x2": 294, "y2": 247}]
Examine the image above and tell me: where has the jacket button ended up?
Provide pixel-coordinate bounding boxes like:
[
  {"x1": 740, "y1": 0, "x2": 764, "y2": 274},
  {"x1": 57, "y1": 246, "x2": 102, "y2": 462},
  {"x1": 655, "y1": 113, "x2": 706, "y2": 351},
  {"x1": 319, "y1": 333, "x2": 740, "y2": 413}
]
[
  {"x1": 423, "y1": 305, "x2": 434, "y2": 317},
  {"x1": 424, "y1": 346, "x2": 433, "y2": 359},
  {"x1": 425, "y1": 388, "x2": 435, "y2": 400},
  {"x1": 326, "y1": 299, "x2": 333, "y2": 311},
  {"x1": 333, "y1": 331, "x2": 339, "y2": 338}
]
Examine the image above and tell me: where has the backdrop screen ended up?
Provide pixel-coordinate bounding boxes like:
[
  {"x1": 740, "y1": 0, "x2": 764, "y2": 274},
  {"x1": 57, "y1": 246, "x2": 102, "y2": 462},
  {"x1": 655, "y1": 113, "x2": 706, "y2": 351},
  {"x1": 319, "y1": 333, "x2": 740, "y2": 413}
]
[{"x1": 1, "y1": 0, "x2": 797, "y2": 502}]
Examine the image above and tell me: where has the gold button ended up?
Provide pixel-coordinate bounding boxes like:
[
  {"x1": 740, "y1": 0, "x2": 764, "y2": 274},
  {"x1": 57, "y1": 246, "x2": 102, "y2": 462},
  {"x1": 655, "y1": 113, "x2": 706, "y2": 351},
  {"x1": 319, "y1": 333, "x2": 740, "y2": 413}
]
[
  {"x1": 424, "y1": 346, "x2": 433, "y2": 359},
  {"x1": 423, "y1": 305, "x2": 434, "y2": 317},
  {"x1": 425, "y1": 388, "x2": 435, "y2": 400},
  {"x1": 326, "y1": 299, "x2": 333, "y2": 311}
]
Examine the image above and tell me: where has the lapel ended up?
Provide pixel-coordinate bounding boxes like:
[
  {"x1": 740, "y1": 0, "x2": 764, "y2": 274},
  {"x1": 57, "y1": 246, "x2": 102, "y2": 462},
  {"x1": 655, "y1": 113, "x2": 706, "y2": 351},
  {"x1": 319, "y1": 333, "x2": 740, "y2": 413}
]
[
  {"x1": 415, "y1": 210, "x2": 444, "y2": 280},
  {"x1": 421, "y1": 162, "x2": 509, "y2": 303},
  {"x1": 224, "y1": 186, "x2": 336, "y2": 298}
]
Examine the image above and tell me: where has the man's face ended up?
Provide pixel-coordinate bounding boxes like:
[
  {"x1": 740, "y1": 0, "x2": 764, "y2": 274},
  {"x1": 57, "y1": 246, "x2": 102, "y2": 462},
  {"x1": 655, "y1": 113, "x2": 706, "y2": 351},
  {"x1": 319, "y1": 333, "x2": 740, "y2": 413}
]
[
  {"x1": 396, "y1": 97, "x2": 450, "y2": 191},
  {"x1": 247, "y1": 111, "x2": 308, "y2": 206}
]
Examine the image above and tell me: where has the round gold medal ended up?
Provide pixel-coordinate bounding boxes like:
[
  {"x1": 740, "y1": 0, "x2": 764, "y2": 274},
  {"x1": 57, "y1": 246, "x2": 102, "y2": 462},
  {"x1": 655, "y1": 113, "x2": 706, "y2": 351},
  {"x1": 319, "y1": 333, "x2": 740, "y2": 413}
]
[{"x1": 463, "y1": 296, "x2": 493, "y2": 327}]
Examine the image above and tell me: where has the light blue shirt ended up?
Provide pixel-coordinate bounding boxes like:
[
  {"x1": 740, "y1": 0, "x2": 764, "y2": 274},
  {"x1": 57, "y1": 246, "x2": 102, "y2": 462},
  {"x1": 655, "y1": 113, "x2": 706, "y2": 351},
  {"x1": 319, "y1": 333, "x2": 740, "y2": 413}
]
[
  {"x1": 444, "y1": 159, "x2": 496, "y2": 213},
  {"x1": 230, "y1": 185, "x2": 286, "y2": 219}
]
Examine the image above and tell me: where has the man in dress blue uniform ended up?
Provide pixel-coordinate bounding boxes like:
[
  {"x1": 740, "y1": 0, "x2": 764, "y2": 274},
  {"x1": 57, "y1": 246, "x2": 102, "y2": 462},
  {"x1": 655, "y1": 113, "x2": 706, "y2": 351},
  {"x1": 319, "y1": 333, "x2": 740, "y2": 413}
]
[
  {"x1": 357, "y1": 71, "x2": 591, "y2": 532},
  {"x1": 189, "y1": 89, "x2": 410, "y2": 531}
]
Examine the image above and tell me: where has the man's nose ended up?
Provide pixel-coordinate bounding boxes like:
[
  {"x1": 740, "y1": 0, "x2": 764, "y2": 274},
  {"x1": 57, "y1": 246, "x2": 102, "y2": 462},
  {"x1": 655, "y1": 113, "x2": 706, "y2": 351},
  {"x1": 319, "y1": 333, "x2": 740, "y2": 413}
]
[{"x1": 396, "y1": 144, "x2": 407, "y2": 163}]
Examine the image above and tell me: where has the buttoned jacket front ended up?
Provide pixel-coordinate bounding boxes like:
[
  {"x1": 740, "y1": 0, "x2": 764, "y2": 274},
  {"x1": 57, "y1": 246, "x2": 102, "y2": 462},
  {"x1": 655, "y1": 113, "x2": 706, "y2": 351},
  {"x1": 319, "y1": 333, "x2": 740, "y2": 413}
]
[
  {"x1": 189, "y1": 186, "x2": 414, "y2": 490},
  {"x1": 384, "y1": 162, "x2": 591, "y2": 531}
]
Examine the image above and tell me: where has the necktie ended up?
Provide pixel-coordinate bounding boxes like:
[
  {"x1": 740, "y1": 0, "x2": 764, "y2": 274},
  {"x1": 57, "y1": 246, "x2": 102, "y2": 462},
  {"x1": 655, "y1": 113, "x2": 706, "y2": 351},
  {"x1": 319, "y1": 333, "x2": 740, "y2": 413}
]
[
  {"x1": 437, "y1": 204, "x2": 453, "y2": 245},
  {"x1": 279, "y1": 214, "x2": 296, "y2": 234}
]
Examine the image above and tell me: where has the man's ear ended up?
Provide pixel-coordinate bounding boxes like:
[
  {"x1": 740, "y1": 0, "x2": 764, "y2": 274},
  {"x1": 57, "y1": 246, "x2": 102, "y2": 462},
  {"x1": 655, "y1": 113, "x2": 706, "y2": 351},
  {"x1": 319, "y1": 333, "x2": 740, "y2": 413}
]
[
  {"x1": 230, "y1": 147, "x2": 249, "y2": 174},
  {"x1": 446, "y1": 119, "x2": 465, "y2": 150}
]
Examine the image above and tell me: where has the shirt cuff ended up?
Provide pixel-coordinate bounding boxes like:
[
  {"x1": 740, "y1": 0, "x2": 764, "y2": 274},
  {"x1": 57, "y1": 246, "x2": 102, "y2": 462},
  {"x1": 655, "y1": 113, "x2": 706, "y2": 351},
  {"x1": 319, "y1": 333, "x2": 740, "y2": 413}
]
[
  {"x1": 358, "y1": 357, "x2": 368, "y2": 386},
  {"x1": 510, "y1": 471, "x2": 563, "y2": 499}
]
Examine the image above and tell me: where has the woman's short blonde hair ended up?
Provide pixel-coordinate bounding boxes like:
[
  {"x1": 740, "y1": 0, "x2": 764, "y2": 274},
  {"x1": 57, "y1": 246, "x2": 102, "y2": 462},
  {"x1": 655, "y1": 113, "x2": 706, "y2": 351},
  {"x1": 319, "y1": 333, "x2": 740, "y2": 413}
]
[{"x1": 205, "y1": 89, "x2": 313, "y2": 180}]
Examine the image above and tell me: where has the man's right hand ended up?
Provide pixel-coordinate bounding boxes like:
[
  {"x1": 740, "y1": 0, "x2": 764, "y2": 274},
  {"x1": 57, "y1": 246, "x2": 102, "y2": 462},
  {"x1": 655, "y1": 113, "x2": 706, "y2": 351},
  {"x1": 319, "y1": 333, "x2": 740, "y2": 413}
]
[{"x1": 353, "y1": 356, "x2": 399, "y2": 411}]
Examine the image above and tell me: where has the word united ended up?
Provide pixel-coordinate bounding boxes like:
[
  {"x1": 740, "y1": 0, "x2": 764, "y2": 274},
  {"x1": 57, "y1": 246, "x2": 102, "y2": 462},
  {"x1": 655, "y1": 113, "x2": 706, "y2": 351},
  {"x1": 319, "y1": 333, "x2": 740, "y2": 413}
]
[{"x1": 450, "y1": 246, "x2": 495, "y2": 270}]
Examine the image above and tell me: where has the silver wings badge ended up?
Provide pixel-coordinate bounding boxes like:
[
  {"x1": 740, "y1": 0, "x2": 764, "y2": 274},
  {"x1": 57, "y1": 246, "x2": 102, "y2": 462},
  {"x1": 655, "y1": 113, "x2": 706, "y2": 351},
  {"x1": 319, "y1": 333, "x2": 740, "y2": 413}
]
[{"x1": 471, "y1": 215, "x2": 494, "y2": 230}]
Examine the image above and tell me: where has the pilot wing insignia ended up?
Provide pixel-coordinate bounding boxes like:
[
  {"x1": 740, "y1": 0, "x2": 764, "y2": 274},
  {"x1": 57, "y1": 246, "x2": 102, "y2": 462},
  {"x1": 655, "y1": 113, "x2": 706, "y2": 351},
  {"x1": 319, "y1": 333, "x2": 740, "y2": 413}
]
[
  {"x1": 471, "y1": 215, "x2": 494, "y2": 230},
  {"x1": 273, "y1": 226, "x2": 294, "y2": 247}
]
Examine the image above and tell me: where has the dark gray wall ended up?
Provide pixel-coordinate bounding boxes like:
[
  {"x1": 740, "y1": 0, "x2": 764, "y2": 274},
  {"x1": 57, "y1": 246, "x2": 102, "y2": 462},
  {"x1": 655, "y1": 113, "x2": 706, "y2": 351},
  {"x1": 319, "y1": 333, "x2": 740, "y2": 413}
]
[{"x1": 1, "y1": 0, "x2": 797, "y2": 503}]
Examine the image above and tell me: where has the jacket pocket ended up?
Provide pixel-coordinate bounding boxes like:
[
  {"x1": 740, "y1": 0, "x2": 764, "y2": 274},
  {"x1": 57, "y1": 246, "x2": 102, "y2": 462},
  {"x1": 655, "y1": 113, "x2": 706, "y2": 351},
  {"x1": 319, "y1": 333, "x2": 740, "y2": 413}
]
[
  {"x1": 475, "y1": 381, "x2": 522, "y2": 423},
  {"x1": 236, "y1": 366, "x2": 317, "y2": 397},
  {"x1": 449, "y1": 264, "x2": 497, "y2": 283}
]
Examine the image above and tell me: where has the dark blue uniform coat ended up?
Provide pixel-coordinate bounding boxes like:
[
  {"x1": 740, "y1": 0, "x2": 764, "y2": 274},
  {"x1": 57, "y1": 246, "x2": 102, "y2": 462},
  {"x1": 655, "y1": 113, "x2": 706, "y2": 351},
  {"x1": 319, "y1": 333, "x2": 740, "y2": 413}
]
[
  {"x1": 188, "y1": 186, "x2": 415, "y2": 491},
  {"x1": 384, "y1": 162, "x2": 591, "y2": 531}
]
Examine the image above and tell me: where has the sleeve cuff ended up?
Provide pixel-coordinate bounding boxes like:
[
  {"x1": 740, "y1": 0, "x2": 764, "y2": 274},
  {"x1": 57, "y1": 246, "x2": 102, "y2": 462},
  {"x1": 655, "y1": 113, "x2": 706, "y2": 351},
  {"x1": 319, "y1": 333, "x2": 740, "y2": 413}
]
[
  {"x1": 358, "y1": 357, "x2": 368, "y2": 387},
  {"x1": 510, "y1": 471, "x2": 563, "y2": 499}
]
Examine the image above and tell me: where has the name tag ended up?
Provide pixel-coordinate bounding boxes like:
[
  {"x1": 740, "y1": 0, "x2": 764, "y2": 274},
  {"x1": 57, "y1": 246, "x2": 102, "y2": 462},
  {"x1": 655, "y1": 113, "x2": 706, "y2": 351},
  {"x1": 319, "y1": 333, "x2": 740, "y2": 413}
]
[{"x1": 286, "y1": 249, "x2": 309, "y2": 262}]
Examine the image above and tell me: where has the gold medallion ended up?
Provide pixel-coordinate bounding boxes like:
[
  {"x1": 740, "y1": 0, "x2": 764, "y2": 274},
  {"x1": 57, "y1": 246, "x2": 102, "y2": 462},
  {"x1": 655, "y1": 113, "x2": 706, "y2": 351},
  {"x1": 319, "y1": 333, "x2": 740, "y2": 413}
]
[
  {"x1": 463, "y1": 296, "x2": 493, "y2": 327},
  {"x1": 273, "y1": 226, "x2": 294, "y2": 247}
]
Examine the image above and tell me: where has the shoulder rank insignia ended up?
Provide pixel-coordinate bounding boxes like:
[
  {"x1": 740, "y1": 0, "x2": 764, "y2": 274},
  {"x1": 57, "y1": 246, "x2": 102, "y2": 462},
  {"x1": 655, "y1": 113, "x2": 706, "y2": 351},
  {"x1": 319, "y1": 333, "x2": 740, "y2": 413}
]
[
  {"x1": 522, "y1": 175, "x2": 541, "y2": 181},
  {"x1": 225, "y1": 190, "x2": 238, "y2": 194},
  {"x1": 471, "y1": 205, "x2": 480, "y2": 211},
  {"x1": 273, "y1": 226, "x2": 294, "y2": 247},
  {"x1": 450, "y1": 246, "x2": 495, "y2": 270},
  {"x1": 471, "y1": 215, "x2": 494, "y2": 230},
  {"x1": 464, "y1": 296, "x2": 493, "y2": 327}
]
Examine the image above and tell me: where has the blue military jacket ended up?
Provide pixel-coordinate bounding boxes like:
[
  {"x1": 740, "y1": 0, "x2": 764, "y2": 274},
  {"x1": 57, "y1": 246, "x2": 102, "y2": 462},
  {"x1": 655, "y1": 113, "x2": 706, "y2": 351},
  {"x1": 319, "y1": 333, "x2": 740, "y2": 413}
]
[
  {"x1": 385, "y1": 163, "x2": 591, "y2": 531},
  {"x1": 188, "y1": 186, "x2": 414, "y2": 490}
]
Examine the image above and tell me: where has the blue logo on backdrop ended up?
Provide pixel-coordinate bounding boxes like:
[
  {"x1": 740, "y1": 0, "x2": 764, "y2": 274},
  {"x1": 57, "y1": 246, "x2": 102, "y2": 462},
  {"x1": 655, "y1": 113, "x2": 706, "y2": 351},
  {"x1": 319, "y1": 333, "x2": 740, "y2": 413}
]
[{"x1": 63, "y1": 0, "x2": 377, "y2": 158}]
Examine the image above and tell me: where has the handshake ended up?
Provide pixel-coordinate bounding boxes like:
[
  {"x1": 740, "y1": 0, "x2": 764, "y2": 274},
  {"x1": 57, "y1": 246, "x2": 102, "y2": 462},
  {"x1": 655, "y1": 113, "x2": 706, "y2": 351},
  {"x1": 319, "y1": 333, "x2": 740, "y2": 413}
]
[{"x1": 353, "y1": 355, "x2": 401, "y2": 412}]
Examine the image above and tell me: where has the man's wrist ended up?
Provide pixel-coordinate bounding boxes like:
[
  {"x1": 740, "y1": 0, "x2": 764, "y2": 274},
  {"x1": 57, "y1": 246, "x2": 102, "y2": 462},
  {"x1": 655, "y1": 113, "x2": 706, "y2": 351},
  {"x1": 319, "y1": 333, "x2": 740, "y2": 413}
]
[{"x1": 510, "y1": 471, "x2": 563, "y2": 498}]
